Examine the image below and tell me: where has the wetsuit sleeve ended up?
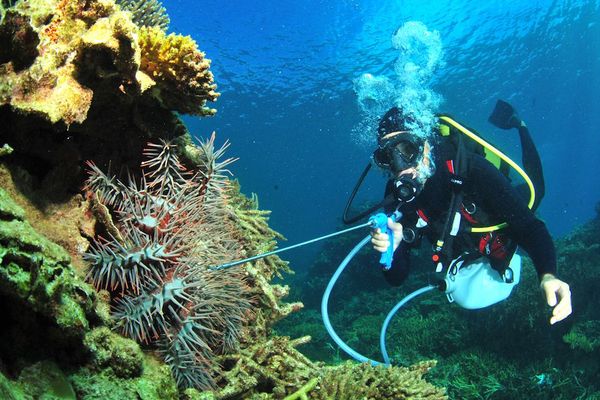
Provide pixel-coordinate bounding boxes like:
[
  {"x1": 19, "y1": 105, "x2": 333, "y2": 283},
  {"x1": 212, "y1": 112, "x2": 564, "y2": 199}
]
[
  {"x1": 382, "y1": 241, "x2": 411, "y2": 286},
  {"x1": 469, "y1": 155, "x2": 557, "y2": 279}
]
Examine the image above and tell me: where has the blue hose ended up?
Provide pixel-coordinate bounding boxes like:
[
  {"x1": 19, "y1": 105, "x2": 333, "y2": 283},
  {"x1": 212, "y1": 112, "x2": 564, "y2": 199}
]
[
  {"x1": 321, "y1": 235, "x2": 385, "y2": 365},
  {"x1": 380, "y1": 285, "x2": 436, "y2": 364},
  {"x1": 321, "y1": 235, "x2": 437, "y2": 366}
]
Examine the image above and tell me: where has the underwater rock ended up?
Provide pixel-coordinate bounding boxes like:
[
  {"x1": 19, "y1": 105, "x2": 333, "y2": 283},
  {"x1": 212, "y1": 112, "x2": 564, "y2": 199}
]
[
  {"x1": 69, "y1": 356, "x2": 179, "y2": 399},
  {"x1": 0, "y1": 360, "x2": 77, "y2": 399},
  {"x1": 84, "y1": 327, "x2": 145, "y2": 378},
  {"x1": 0, "y1": 186, "x2": 96, "y2": 337}
]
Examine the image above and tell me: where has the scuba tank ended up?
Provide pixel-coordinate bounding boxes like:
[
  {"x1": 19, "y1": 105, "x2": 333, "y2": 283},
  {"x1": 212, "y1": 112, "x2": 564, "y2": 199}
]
[{"x1": 443, "y1": 253, "x2": 521, "y2": 309}]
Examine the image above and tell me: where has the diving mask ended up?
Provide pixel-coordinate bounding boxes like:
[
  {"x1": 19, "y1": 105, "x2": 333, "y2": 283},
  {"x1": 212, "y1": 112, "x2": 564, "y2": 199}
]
[{"x1": 373, "y1": 132, "x2": 424, "y2": 173}]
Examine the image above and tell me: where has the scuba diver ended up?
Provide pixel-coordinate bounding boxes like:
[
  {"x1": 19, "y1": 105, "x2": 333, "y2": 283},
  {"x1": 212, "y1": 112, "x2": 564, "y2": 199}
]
[{"x1": 367, "y1": 101, "x2": 572, "y2": 325}]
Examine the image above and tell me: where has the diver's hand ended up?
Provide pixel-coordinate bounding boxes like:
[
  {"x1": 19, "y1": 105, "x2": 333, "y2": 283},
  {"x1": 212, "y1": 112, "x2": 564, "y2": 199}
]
[
  {"x1": 540, "y1": 274, "x2": 572, "y2": 325},
  {"x1": 371, "y1": 218, "x2": 403, "y2": 253}
]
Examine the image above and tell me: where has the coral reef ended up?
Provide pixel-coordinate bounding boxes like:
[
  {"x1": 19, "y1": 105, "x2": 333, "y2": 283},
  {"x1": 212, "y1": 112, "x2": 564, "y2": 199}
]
[
  {"x1": 1, "y1": 0, "x2": 450, "y2": 398},
  {"x1": 138, "y1": 26, "x2": 219, "y2": 116},
  {"x1": 78, "y1": 135, "x2": 446, "y2": 397},
  {"x1": 0, "y1": 182, "x2": 179, "y2": 398},
  {"x1": 0, "y1": 0, "x2": 137, "y2": 125},
  {"x1": 84, "y1": 137, "x2": 252, "y2": 390},
  {"x1": 0, "y1": 0, "x2": 218, "y2": 199},
  {"x1": 0, "y1": 0, "x2": 217, "y2": 125},
  {"x1": 116, "y1": 0, "x2": 169, "y2": 30}
]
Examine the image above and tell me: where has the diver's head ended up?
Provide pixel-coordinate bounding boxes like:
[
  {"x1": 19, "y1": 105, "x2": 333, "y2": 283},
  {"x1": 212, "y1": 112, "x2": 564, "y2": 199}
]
[{"x1": 372, "y1": 107, "x2": 435, "y2": 202}]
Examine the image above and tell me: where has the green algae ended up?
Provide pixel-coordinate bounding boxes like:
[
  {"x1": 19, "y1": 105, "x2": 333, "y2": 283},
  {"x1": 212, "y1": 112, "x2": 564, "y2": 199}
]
[
  {"x1": 69, "y1": 358, "x2": 179, "y2": 400},
  {"x1": 0, "y1": 216, "x2": 91, "y2": 334},
  {"x1": 18, "y1": 361, "x2": 76, "y2": 400},
  {"x1": 84, "y1": 327, "x2": 144, "y2": 378},
  {"x1": 0, "y1": 370, "x2": 27, "y2": 400},
  {"x1": 0, "y1": 187, "x2": 23, "y2": 220},
  {"x1": 0, "y1": 361, "x2": 76, "y2": 400}
]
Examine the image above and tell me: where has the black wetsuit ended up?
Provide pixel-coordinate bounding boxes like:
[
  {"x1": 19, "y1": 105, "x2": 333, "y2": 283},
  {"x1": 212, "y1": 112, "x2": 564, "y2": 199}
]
[{"x1": 382, "y1": 125, "x2": 556, "y2": 286}]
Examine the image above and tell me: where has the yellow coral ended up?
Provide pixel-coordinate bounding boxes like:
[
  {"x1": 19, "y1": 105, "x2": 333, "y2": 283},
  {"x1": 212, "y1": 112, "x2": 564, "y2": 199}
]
[
  {"x1": 0, "y1": 0, "x2": 140, "y2": 125},
  {"x1": 138, "y1": 26, "x2": 219, "y2": 116}
]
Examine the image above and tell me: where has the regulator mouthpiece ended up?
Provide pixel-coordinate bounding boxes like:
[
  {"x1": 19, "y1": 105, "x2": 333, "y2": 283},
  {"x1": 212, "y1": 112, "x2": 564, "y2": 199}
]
[{"x1": 393, "y1": 176, "x2": 421, "y2": 203}]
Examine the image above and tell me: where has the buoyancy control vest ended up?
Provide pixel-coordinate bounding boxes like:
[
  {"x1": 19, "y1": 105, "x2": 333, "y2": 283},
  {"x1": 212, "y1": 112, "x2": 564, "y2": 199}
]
[{"x1": 398, "y1": 115, "x2": 537, "y2": 276}]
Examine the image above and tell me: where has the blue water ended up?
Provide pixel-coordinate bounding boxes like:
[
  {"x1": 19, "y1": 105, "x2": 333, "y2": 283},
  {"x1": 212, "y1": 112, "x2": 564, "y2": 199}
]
[{"x1": 165, "y1": 0, "x2": 600, "y2": 272}]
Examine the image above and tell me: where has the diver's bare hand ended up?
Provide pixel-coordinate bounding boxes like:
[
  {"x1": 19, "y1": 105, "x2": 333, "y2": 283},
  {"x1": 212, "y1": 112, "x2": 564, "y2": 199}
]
[
  {"x1": 540, "y1": 274, "x2": 572, "y2": 325},
  {"x1": 371, "y1": 218, "x2": 403, "y2": 253}
]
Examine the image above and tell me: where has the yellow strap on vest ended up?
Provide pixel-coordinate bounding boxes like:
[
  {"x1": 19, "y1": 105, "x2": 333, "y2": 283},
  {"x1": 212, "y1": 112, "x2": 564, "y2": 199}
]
[{"x1": 438, "y1": 116, "x2": 536, "y2": 233}]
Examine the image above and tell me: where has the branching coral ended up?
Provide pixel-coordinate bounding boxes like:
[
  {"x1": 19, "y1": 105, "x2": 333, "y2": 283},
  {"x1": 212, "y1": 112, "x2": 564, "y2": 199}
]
[
  {"x1": 314, "y1": 360, "x2": 447, "y2": 399},
  {"x1": 83, "y1": 136, "x2": 252, "y2": 390},
  {"x1": 116, "y1": 0, "x2": 169, "y2": 30},
  {"x1": 138, "y1": 26, "x2": 220, "y2": 116},
  {"x1": 215, "y1": 336, "x2": 316, "y2": 398}
]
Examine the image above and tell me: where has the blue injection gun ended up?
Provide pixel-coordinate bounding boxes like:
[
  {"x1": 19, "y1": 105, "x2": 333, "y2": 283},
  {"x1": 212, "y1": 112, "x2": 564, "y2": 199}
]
[{"x1": 368, "y1": 211, "x2": 402, "y2": 270}]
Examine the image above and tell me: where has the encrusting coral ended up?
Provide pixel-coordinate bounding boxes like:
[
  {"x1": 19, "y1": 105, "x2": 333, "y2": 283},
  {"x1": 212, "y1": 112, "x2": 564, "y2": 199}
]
[{"x1": 0, "y1": 186, "x2": 97, "y2": 337}]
